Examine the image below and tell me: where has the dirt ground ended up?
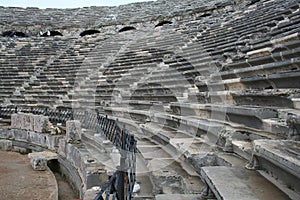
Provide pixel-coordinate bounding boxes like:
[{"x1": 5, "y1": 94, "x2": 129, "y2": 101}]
[{"x1": 0, "y1": 151, "x2": 57, "y2": 200}]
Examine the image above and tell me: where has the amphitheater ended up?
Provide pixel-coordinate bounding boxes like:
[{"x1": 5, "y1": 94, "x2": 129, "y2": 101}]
[{"x1": 0, "y1": 0, "x2": 300, "y2": 199}]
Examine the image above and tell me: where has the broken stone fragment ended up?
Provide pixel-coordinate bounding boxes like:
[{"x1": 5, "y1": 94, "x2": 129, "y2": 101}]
[
  {"x1": 286, "y1": 113, "x2": 300, "y2": 140},
  {"x1": 224, "y1": 137, "x2": 233, "y2": 152},
  {"x1": 0, "y1": 140, "x2": 13, "y2": 151}
]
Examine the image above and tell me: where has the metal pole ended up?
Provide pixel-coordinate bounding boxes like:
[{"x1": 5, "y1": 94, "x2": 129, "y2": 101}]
[{"x1": 117, "y1": 130, "x2": 126, "y2": 200}]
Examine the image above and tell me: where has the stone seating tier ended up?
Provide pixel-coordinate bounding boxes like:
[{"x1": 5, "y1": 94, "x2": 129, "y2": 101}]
[
  {"x1": 220, "y1": 44, "x2": 300, "y2": 72},
  {"x1": 196, "y1": 70, "x2": 300, "y2": 92},
  {"x1": 249, "y1": 139, "x2": 300, "y2": 196},
  {"x1": 200, "y1": 166, "x2": 291, "y2": 200},
  {"x1": 0, "y1": 0, "x2": 300, "y2": 199},
  {"x1": 188, "y1": 89, "x2": 300, "y2": 108}
]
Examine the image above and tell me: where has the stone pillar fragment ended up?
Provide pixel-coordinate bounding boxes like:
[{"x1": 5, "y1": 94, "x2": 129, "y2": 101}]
[{"x1": 66, "y1": 120, "x2": 82, "y2": 143}]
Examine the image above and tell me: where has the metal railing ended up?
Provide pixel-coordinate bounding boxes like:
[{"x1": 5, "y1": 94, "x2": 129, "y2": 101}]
[
  {"x1": 94, "y1": 129, "x2": 136, "y2": 200},
  {"x1": 0, "y1": 106, "x2": 137, "y2": 200}
]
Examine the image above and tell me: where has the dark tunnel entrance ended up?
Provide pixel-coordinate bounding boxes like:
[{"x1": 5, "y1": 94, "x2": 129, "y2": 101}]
[
  {"x1": 80, "y1": 29, "x2": 100, "y2": 37},
  {"x1": 40, "y1": 30, "x2": 63, "y2": 37}
]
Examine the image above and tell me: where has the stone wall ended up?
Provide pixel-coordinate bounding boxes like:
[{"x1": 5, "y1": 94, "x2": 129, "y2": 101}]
[
  {"x1": 0, "y1": 0, "x2": 239, "y2": 35},
  {"x1": 11, "y1": 113, "x2": 51, "y2": 133}
]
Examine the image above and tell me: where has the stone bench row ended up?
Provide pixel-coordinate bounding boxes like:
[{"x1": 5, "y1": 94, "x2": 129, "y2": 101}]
[
  {"x1": 99, "y1": 103, "x2": 290, "y2": 171},
  {"x1": 170, "y1": 102, "x2": 282, "y2": 131},
  {"x1": 196, "y1": 70, "x2": 300, "y2": 92},
  {"x1": 242, "y1": 30, "x2": 300, "y2": 54},
  {"x1": 218, "y1": 52, "x2": 300, "y2": 79},
  {"x1": 9, "y1": 98, "x2": 58, "y2": 107},
  {"x1": 197, "y1": 0, "x2": 293, "y2": 42},
  {"x1": 188, "y1": 89, "x2": 300, "y2": 109},
  {"x1": 221, "y1": 35, "x2": 300, "y2": 69},
  {"x1": 194, "y1": 5, "x2": 297, "y2": 54},
  {"x1": 102, "y1": 103, "x2": 285, "y2": 142}
]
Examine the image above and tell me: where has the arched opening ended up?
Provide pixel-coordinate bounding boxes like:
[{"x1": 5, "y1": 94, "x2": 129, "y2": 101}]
[
  {"x1": 118, "y1": 26, "x2": 136, "y2": 32},
  {"x1": 2, "y1": 31, "x2": 29, "y2": 37},
  {"x1": 247, "y1": 0, "x2": 261, "y2": 6},
  {"x1": 40, "y1": 30, "x2": 63, "y2": 37},
  {"x1": 155, "y1": 21, "x2": 173, "y2": 28},
  {"x1": 80, "y1": 29, "x2": 100, "y2": 37},
  {"x1": 199, "y1": 13, "x2": 212, "y2": 18}
]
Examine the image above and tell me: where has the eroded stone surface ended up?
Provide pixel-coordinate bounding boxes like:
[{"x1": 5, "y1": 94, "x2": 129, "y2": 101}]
[
  {"x1": 66, "y1": 120, "x2": 82, "y2": 143},
  {"x1": 28, "y1": 151, "x2": 58, "y2": 171},
  {"x1": 0, "y1": 140, "x2": 12, "y2": 151},
  {"x1": 252, "y1": 139, "x2": 300, "y2": 178},
  {"x1": 11, "y1": 113, "x2": 54, "y2": 133},
  {"x1": 201, "y1": 166, "x2": 290, "y2": 200}
]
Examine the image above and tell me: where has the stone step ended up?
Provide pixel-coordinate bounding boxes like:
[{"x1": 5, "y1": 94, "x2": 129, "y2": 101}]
[
  {"x1": 136, "y1": 135, "x2": 204, "y2": 195},
  {"x1": 216, "y1": 152, "x2": 247, "y2": 168},
  {"x1": 249, "y1": 139, "x2": 300, "y2": 196},
  {"x1": 154, "y1": 194, "x2": 203, "y2": 200},
  {"x1": 201, "y1": 166, "x2": 290, "y2": 200},
  {"x1": 147, "y1": 157, "x2": 203, "y2": 195},
  {"x1": 140, "y1": 122, "x2": 205, "y2": 156},
  {"x1": 231, "y1": 140, "x2": 252, "y2": 160},
  {"x1": 170, "y1": 102, "x2": 278, "y2": 130},
  {"x1": 258, "y1": 170, "x2": 300, "y2": 200},
  {"x1": 81, "y1": 131, "x2": 117, "y2": 175}
]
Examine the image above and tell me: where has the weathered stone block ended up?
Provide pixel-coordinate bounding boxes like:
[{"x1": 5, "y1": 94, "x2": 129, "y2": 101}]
[
  {"x1": 11, "y1": 113, "x2": 49, "y2": 132},
  {"x1": 86, "y1": 168, "x2": 108, "y2": 189},
  {"x1": 66, "y1": 120, "x2": 82, "y2": 143},
  {"x1": 29, "y1": 114, "x2": 35, "y2": 131},
  {"x1": 34, "y1": 115, "x2": 51, "y2": 133},
  {"x1": 11, "y1": 114, "x2": 21, "y2": 129},
  {"x1": 0, "y1": 140, "x2": 13, "y2": 151},
  {"x1": 28, "y1": 151, "x2": 58, "y2": 171},
  {"x1": 29, "y1": 155, "x2": 48, "y2": 171},
  {"x1": 58, "y1": 138, "x2": 67, "y2": 157},
  {"x1": 22, "y1": 114, "x2": 34, "y2": 131}
]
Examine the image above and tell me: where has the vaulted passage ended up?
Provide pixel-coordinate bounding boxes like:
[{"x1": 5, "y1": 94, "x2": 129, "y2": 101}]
[
  {"x1": 118, "y1": 26, "x2": 136, "y2": 32},
  {"x1": 2, "y1": 31, "x2": 29, "y2": 37},
  {"x1": 40, "y1": 30, "x2": 63, "y2": 37},
  {"x1": 155, "y1": 20, "x2": 172, "y2": 27},
  {"x1": 80, "y1": 29, "x2": 100, "y2": 37}
]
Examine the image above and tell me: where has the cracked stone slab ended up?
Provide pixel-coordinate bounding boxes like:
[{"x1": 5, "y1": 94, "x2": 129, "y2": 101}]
[
  {"x1": 252, "y1": 139, "x2": 300, "y2": 179},
  {"x1": 201, "y1": 166, "x2": 289, "y2": 200}
]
